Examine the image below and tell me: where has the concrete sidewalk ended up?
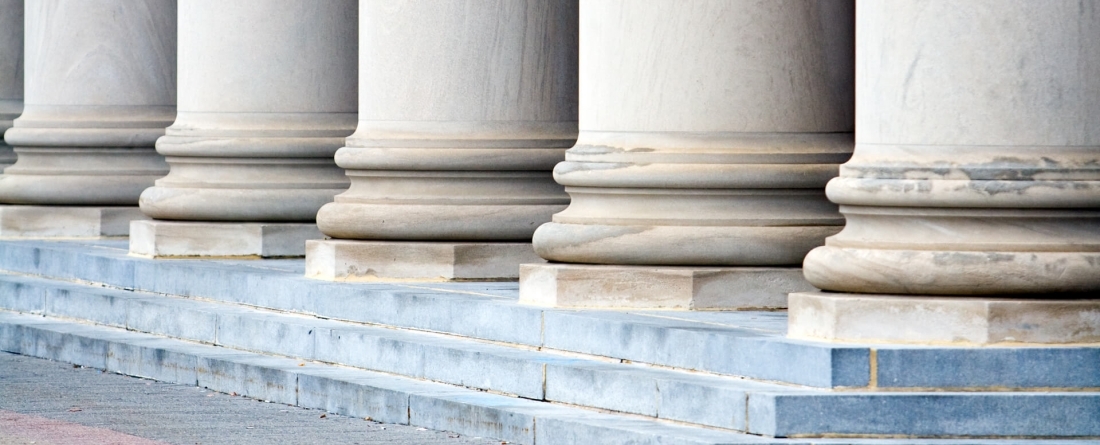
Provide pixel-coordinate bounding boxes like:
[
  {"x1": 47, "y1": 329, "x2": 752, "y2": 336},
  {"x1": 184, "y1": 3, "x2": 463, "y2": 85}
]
[{"x1": 0, "y1": 352, "x2": 501, "y2": 445}]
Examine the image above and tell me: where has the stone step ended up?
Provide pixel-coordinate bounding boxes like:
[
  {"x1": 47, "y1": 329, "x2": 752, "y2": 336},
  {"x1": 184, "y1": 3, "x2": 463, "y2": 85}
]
[
  {"x1": 0, "y1": 311, "x2": 769, "y2": 445},
  {"x1": 2, "y1": 272, "x2": 1098, "y2": 438},
  {"x1": 0, "y1": 311, "x2": 1091, "y2": 445},
  {"x1": 2, "y1": 240, "x2": 1098, "y2": 393}
]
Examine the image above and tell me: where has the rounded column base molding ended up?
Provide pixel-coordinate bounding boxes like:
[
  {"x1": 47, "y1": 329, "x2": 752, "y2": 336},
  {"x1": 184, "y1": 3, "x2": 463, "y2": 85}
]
[
  {"x1": 139, "y1": 187, "x2": 346, "y2": 222},
  {"x1": 533, "y1": 223, "x2": 841, "y2": 266},
  {"x1": 804, "y1": 246, "x2": 1100, "y2": 296},
  {"x1": 0, "y1": 147, "x2": 166, "y2": 205},
  {"x1": 317, "y1": 202, "x2": 567, "y2": 241}
]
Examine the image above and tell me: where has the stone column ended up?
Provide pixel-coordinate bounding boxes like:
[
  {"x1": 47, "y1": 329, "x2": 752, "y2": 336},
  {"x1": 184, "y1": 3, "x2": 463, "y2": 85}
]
[
  {"x1": 519, "y1": 0, "x2": 854, "y2": 309},
  {"x1": 0, "y1": 0, "x2": 22, "y2": 171},
  {"x1": 305, "y1": 0, "x2": 577, "y2": 281},
  {"x1": 0, "y1": 0, "x2": 175, "y2": 238},
  {"x1": 790, "y1": 0, "x2": 1100, "y2": 344},
  {"x1": 129, "y1": 0, "x2": 357, "y2": 258}
]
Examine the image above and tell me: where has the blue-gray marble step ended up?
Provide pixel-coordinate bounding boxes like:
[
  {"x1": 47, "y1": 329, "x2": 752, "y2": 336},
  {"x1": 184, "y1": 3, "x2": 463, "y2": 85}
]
[
  {"x1": 1, "y1": 240, "x2": 1099, "y2": 393},
  {"x1": 0, "y1": 272, "x2": 803, "y2": 432},
  {"x1": 1, "y1": 312, "x2": 1094, "y2": 445},
  {"x1": 2, "y1": 274, "x2": 1099, "y2": 439},
  {"x1": 0, "y1": 311, "x2": 771, "y2": 445}
]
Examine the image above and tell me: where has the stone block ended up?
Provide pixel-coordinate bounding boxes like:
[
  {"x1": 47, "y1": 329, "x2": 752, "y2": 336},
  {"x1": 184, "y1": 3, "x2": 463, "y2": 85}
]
[
  {"x1": 789, "y1": 291, "x2": 1100, "y2": 345},
  {"x1": 129, "y1": 220, "x2": 323, "y2": 258},
  {"x1": 408, "y1": 392, "x2": 537, "y2": 445},
  {"x1": 746, "y1": 392, "x2": 1100, "y2": 438},
  {"x1": 312, "y1": 326, "x2": 547, "y2": 399},
  {"x1": 44, "y1": 286, "x2": 129, "y2": 327},
  {"x1": 214, "y1": 312, "x2": 316, "y2": 359},
  {"x1": 0, "y1": 205, "x2": 146, "y2": 238},
  {"x1": 106, "y1": 338, "x2": 200, "y2": 386},
  {"x1": 196, "y1": 355, "x2": 300, "y2": 405},
  {"x1": 657, "y1": 379, "x2": 749, "y2": 431},
  {"x1": 126, "y1": 298, "x2": 219, "y2": 344},
  {"x1": 545, "y1": 362, "x2": 659, "y2": 416},
  {"x1": 296, "y1": 370, "x2": 412, "y2": 424},
  {"x1": 0, "y1": 277, "x2": 46, "y2": 313},
  {"x1": 519, "y1": 263, "x2": 810, "y2": 309},
  {"x1": 305, "y1": 239, "x2": 544, "y2": 281}
]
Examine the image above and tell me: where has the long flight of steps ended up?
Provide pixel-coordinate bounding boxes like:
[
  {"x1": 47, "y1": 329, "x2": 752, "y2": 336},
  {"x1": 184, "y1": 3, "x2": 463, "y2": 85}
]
[{"x1": 0, "y1": 239, "x2": 1096, "y2": 444}]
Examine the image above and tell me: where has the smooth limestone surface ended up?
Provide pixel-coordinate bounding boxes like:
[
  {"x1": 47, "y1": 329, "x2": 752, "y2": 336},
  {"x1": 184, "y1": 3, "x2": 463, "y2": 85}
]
[
  {"x1": 129, "y1": 220, "x2": 323, "y2": 258},
  {"x1": 138, "y1": 0, "x2": 356, "y2": 223},
  {"x1": 531, "y1": 0, "x2": 854, "y2": 267},
  {"x1": 0, "y1": 0, "x2": 22, "y2": 169},
  {"x1": 0, "y1": 0, "x2": 174, "y2": 205},
  {"x1": 802, "y1": 1, "x2": 1100, "y2": 296},
  {"x1": 519, "y1": 263, "x2": 808, "y2": 309},
  {"x1": 0, "y1": 206, "x2": 146, "y2": 238},
  {"x1": 789, "y1": 291, "x2": 1100, "y2": 345},
  {"x1": 306, "y1": 239, "x2": 544, "y2": 281}
]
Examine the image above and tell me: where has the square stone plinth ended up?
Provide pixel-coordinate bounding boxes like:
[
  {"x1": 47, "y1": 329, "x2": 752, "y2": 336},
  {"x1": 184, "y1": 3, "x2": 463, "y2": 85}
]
[
  {"x1": 788, "y1": 291, "x2": 1100, "y2": 345},
  {"x1": 519, "y1": 263, "x2": 812, "y2": 310},
  {"x1": 0, "y1": 205, "x2": 147, "y2": 238},
  {"x1": 305, "y1": 239, "x2": 544, "y2": 281},
  {"x1": 129, "y1": 220, "x2": 323, "y2": 258}
]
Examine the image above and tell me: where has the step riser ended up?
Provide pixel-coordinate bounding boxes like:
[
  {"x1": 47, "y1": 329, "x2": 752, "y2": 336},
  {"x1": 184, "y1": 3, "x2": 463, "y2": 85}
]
[
  {"x1": 4, "y1": 277, "x2": 1100, "y2": 438},
  {"x1": 0, "y1": 314, "x2": 768, "y2": 445},
  {"x1": 5, "y1": 241, "x2": 1100, "y2": 394}
]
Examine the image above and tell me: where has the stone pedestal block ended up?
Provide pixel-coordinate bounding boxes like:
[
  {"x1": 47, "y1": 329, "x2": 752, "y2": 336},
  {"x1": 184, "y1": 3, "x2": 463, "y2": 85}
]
[
  {"x1": 0, "y1": 206, "x2": 147, "y2": 238},
  {"x1": 306, "y1": 240, "x2": 543, "y2": 282},
  {"x1": 0, "y1": 0, "x2": 23, "y2": 170},
  {"x1": 138, "y1": 0, "x2": 356, "y2": 223},
  {"x1": 519, "y1": 263, "x2": 806, "y2": 310},
  {"x1": 789, "y1": 291, "x2": 1100, "y2": 345},
  {"x1": 129, "y1": 220, "x2": 322, "y2": 258},
  {"x1": 0, "y1": 0, "x2": 175, "y2": 205}
]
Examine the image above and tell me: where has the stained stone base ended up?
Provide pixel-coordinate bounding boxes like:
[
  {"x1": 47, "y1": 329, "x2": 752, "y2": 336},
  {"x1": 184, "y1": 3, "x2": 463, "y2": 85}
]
[
  {"x1": 305, "y1": 239, "x2": 544, "y2": 281},
  {"x1": 519, "y1": 263, "x2": 811, "y2": 310},
  {"x1": 129, "y1": 220, "x2": 323, "y2": 258},
  {"x1": 789, "y1": 291, "x2": 1100, "y2": 345},
  {"x1": 0, "y1": 205, "x2": 147, "y2": 238}
]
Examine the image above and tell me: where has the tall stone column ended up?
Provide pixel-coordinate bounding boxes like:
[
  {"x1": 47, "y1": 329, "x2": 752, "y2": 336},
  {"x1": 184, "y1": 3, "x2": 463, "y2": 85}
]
[
  {"x1": 0, "y1": 0, "x2": 22, "y2": 171},
  {"x1": 791, "y1": 0, "x2": 1100, "y2": 344},
  {"x1": 0, "y1": 0, "x2": 175, "y2": 238},
  {"x1": 305, "y1": 0, "x2": 577, "y2": 281},
  {"x1": 129, "y1": 0, "x2": 357, "y2": 258},
  {"x1": 519, "y1": 0, "x2": 854, "y2": 309}
]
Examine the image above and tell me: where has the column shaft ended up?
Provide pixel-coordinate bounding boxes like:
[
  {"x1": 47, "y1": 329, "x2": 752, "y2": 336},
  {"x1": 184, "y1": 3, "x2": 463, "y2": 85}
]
[
  {"x1": 0, "y1": 0, "x2": 22, "y2": 170},
  {"x1": 0, "y1": 0, "x2": 175, "y2": 205},
  {"x1": 520, "y1": 0, "x2": 854, "y2": 308},
  {"x1": 139, "y1": 0, "x2": 356, "y2": 222},
  {"x1": 793, "y1": 0, "x2": 1100, "y2": 344},
  {"x1": 307, "y1": 0, "x2": 578, "y2": 280}
]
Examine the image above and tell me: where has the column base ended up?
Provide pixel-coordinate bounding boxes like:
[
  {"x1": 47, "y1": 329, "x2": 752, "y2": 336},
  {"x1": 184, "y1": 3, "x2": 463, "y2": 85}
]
[
  {"x1": 0, "y1": 205, "x2": 147, "y2": 238},
  {"x1": 129, "y1": 220, "x2": 323, "y2": 258},
  {"x1": 519, "y1": 263, "x2": 811, "y2": 310},
  {"x1": 305, "y1": 239, "x2": 543, "y2": 281},
  {"x1": 789, "y1": 291, "x2": 1100, "y2": 345}
]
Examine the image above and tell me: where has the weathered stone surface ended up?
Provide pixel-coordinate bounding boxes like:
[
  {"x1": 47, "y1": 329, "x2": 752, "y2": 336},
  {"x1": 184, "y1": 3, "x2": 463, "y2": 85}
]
[
  {"x1": 129, "y1": 220, "x2": 322, "y2": 258},
  {"x1": 306, "y1": 239, "x2": 543, "y2": 281},
  {"x1": 530, "y1": 1, "x2": 854, "y2": 267},
  {"x1": 802, "y1": 1, "x2": 1100, "y2": 297},
  {"x1": 519, "y1": 263, "x2": 805, "y2": 309},
  {"x1": 0, "y1": 0, "x2": 22, "y2": 170},
  {"x1": 0, "y1": 0, "x2": 174, "y2": 205},
  {"x1": 315, "y1": 1, "x2": 577, "y2": 242},
  {"x1": 789, "y1": 291, "x2": 1100, "y2": 345},
  {"x1": 138, "y1": 0, "x2": 356, "y2": 223},
  {"x1": 0, "y1": 206, "x2": 146, "y2": 238}
]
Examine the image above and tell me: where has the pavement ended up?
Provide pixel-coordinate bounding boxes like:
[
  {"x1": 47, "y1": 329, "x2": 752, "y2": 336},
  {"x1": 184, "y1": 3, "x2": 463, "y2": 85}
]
[{"x1": 0, "y1": 352, "x2": 503, "y2": 445}]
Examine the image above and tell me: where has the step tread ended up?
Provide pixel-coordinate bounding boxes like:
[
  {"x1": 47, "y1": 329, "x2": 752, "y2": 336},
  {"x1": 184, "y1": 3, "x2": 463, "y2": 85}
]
[{"x1": 0, "y1": 310, "x2": 795, "y2": 445}]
